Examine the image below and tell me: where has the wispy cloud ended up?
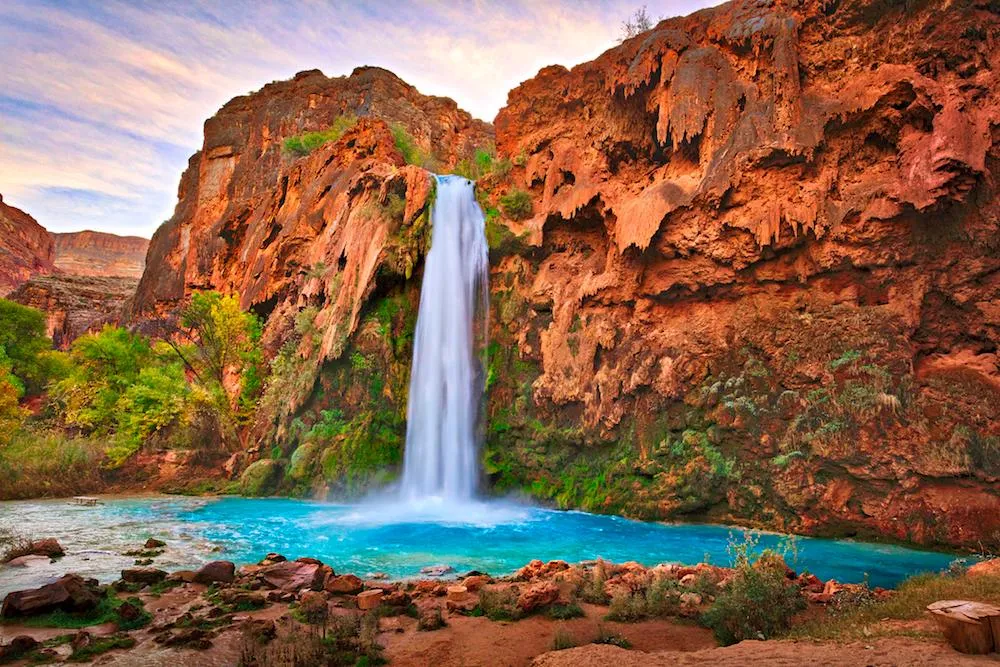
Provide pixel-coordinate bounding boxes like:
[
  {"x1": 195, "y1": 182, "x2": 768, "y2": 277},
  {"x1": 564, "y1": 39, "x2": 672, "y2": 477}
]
[{"x1": 0, "y1": 0, "x2": 719, "y2": 237}]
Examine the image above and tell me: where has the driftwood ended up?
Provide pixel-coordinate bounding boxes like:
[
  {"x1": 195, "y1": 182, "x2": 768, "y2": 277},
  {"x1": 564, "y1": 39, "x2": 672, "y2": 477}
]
[{"x1": 927, "y1": 599, "x2": 1000, "y2": 654}]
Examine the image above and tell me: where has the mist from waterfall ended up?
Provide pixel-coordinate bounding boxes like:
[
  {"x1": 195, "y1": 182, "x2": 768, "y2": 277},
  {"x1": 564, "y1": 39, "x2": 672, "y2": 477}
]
[{"x1": 400, "y1": 175, "x2": 489, "y2": 503}]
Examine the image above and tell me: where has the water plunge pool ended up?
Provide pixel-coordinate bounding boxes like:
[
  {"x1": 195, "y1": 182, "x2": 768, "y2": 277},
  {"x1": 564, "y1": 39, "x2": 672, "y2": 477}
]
[{"x1": 0, "y1": 496, "x2": 959, "y2": 598}]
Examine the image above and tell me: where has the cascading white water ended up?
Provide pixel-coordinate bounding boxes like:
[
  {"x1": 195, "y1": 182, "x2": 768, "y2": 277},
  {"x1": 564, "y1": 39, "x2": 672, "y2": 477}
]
[{"x1": 400, "y1": 175, "x2": 489, "y2": 502}]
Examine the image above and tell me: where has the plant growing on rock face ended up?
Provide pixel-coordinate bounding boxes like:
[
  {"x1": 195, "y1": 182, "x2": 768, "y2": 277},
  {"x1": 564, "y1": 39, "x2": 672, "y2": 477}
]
[
  {"x1": 499, "y1": 190, "x2": 533, "y2": 221},
  {"x1": 283, "y1": 114, "x2": 358, "y2": 157}
]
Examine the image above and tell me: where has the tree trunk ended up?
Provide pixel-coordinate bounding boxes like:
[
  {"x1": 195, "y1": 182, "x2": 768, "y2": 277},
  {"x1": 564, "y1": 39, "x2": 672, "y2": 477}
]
[{"x1": 927, "y1": 599, "x2": 1000, "y2": 654}]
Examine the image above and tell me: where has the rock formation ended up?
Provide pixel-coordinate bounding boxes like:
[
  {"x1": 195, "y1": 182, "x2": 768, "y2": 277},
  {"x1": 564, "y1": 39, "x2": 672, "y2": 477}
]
[
  {"x1": 486, "y1": 0, "x2": 1000, "y2": 548},
  {"x1": 0, "y1": 195, "x2": 55, "y2": 296},
  {"x1": 8, "y1": 275, "x2": 138, "y2": 349},
  {"x1": 52, "y1": 231, "x2": 148, "y2": 279},
  {"x1": 129, "y1": 1, "x2": 1000, "y2": 549}
]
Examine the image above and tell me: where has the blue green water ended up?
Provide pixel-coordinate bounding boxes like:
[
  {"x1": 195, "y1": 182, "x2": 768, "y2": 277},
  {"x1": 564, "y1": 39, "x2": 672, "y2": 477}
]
[{"x1": 0, "y1": 496, "x2": 960, "y2": 597}]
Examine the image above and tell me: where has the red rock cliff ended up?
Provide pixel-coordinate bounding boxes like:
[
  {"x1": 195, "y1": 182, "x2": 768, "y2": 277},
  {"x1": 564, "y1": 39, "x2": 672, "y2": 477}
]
[
  {"x1": 484, "y1": 0, "x2": 1000, "y2": 547},
  {"x1": 129, "y1": 67, "x2": 493, "y2": 442},
  {"x1": 52, "y1": 231, "x2": 148, "y2": 279},
  {"x1": 0, "y1": 195, "x2": 55, "y2": 296}
]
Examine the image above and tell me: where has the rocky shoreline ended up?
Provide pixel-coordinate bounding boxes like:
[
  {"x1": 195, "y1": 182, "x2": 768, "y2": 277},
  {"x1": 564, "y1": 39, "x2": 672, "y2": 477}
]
[{"x1": 5, "y1": 536, "x2": 996, "y2": 665}]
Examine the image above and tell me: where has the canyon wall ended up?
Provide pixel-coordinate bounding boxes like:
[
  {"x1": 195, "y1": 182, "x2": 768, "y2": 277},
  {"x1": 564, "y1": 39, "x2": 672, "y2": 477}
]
[
  {"x1": 130, "y1": 0, "x2": 1000, "y2": 549},
  {"x1": 483, "y1": 0, "x2": 1000, "y2": 548},
  {"x1": 52, "y1": 231, "x2": 148, "y2": 279},
  {"x1": 8, "y1": 275, "x2": 139, "y2": 349},
  {"x1": 0, "y1": 195, "x2": 55, "y2": 296}
]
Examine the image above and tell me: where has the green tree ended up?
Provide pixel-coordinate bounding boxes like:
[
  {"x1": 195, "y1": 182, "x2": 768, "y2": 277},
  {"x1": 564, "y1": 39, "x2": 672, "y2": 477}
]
[
  {"x1": 51, "y1": 326, "x2": 152, "y2": 433},
  {"x1": 0, "y1": 349, "x2": 27, "y2": 443},
  {"x1": 0, "y1": 299, "x2": 53, "y2": 394}
]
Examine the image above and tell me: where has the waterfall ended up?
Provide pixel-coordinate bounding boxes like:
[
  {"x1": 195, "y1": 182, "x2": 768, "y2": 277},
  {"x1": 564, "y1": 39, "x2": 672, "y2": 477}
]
[{"x1": 400, "y1": 175, "x2": 489, "y2": 502}]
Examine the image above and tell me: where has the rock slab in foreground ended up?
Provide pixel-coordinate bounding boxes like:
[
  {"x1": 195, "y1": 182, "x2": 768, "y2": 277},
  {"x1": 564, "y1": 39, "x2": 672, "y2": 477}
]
[{"x1": 0, "y1": 574, "x2": 100, "y2": 618}]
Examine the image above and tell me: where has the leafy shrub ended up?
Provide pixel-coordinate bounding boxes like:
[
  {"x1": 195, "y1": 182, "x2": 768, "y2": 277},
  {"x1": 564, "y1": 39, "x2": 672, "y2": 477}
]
[
  {"x1": 700, "y1": 534, "x2": 805, "y2": 645},
  {"x1": 453, "y1": 147, "x2": 512, "y2": 181},
  {"x1": 283, "y1": 114, "x2": 358, "y2": 156},
  {"x1": 477, "y1": 586, "x2": 521, "y2": 621},
  {"x1": 390, "y1": 123, "x2": 428, "y2": 167},
  {"x1": 0, "y1": 298, "x2": 56, "y2": 393},
  {"x1": 605, "y1": 591, "x2": 648, "y2": 622},
  {"x1": 547, "y1": 603, "x2": 585, "y2": 620},
  {"x1": 579, "y1": 561, "x2": 611, "y2": 604},
  {"x1": 499, "y1": 190, "x2": 533, "y2": 220}
]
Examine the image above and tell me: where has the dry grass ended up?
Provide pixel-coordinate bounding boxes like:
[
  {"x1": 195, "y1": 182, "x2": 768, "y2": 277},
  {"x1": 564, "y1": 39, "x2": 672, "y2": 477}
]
[
  {"x1": 790, "y1": 573, "x2": 1000, "y2": 640},
  {"x1": 0, "y1": 430, "x2": 105, "y2": 499}
]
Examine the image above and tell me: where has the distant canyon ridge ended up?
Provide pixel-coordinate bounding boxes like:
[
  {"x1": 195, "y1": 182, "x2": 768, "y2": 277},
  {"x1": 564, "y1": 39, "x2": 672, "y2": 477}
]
[
  {"x1": 0, "y1": 194, "x2": 148, "y2": 347},
  {"x1": 1, "y1": 0, "x2": 998, "y2": 549}
]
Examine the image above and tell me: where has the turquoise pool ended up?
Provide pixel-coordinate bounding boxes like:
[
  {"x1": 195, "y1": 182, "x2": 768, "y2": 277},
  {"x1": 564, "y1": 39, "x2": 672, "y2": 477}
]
[{"x1": 0, "y1": 496, "x2": 959, "y2": 597}]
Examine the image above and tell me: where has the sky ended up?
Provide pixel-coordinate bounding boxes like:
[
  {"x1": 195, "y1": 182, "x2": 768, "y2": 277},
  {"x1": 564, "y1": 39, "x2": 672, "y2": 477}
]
[{"x1": 0, "y1": 1, "x2": 719, "y2": 238}]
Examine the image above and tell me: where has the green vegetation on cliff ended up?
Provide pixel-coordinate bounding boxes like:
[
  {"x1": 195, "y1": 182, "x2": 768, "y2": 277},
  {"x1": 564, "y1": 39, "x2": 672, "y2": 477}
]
[{"x1": 283, "y1": 114, "x2": 358, "y2": 156}]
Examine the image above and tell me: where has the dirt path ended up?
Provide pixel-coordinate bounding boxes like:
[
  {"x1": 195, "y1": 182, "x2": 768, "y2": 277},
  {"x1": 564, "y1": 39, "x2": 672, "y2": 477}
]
[
  {"x1": 530, "y1": 637, "x2": 1000, "y2": 666},
  {"x1": 381, "y1": 603, "x2": 715, "y2": 667}
]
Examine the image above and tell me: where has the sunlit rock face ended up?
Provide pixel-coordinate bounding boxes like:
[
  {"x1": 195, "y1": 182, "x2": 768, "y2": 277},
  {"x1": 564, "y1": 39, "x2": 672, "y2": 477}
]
[
  {"x1": 129, "y1": 66, "x2": 493, "y2": 446},
  {"x1": 0, "y1": 194, "x2": 55, "y2": 296},
  {"x1": 484, "y1": 0, "x2": 1000, "y2": 548},
  {"x1": 52, "y1": 231, "x2": 148, "y2": 279},
  {"x1": 122, "y1": 1, "x2": 1000, "y2": 548}
]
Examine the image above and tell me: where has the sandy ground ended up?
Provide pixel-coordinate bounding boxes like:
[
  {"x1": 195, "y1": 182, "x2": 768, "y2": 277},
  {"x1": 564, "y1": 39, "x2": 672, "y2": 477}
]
[
  {"x1": 4, "y1": 589, "x2": 997, "y2": 666},
  {"x1": 531, "y1": 638, "x2": 1000, "y2": 666}
]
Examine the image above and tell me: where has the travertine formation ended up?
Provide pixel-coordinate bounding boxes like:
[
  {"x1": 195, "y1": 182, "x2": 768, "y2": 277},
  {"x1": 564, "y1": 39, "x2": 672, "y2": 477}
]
[
  {"x1": 487, "y1": 0, "x2": 1000, "y2": 547},
  {"x1": 129, "y1": 1, "x2": 1000, "y2": 548}
]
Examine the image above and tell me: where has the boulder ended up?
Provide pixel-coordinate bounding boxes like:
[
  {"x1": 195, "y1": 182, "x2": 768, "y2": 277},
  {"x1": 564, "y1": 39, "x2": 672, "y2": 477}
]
[
  {"x1": 0, "y1": 635, "x2": 38, "y2": 661},
  {"x1": 259, "y1": 553, "x2": 286, "y2": 565},
  {"x1": 258, "y1": 560, "x2": 325, "y2": 592},
  {"x1": 144, "y1": 538, "x2": 167, "y2": 549},
  {"x1": 515, "y1": 559, "x2": 570, "y2": 581},
  {"x1": 27, "y1": 538, "x2": 65, "y2": 559},
  {"x1": 241, "y1": 618, "x2": 277, "y2": 643},
  {"x1": 70, "y1": 631, "x2": 92, "y2": 652},
  {"x1": 516, "y1": 582, "x2": 560, "y2": 612},
  {"x1": 967, "y1": 559, "x2": 1000, "y2": 578},
  {"x1": 420, "y1": 565, "x2": 454, "y2": 577},
  {"x1": 416, "y1": 599, "x2": 445, "y2": 631},
  {"x1": 357, "y1": 589, "x2": 383, "y2": 611},
  {"x1": 4, "y1": 554, "x2": 50, "y2": 568},
  {"x1": 384, "y1": 590, "x2": 411, "y2": 607},
  {"x1": 326, "y1": 574, "x2": 364, "y2": 594},
  {"x1": 167, "y1": 570, "x2": 198, "y2": 583},
  {"x1": 115, "y1": 600, "x2": 144, "y2": 624},
  {"x1": 194, "y1": 560, "x2": 236, "y2": 585},
  {"x1": 121, "y1": 567, "x2": 167, "y2": 584},
  {"x1": 219, "y1": 589, "x2": 266, "y2": 609},
  {"x1": 445, "y1": 585, "x2": 477, "y2": 613},
  {"x1": 1, "y1": 574, "x2": 101, "y2": 618},
  {"x1": 462, "y1": 575, "x2": 491, "y2": 592}
]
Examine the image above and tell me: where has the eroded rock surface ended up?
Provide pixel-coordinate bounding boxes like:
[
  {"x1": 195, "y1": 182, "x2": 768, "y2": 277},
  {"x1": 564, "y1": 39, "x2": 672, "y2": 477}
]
[
  {"x1": 0, "y1": 194, "x2": 55, "y2": 296},
  {"x1": 483, "y1": 0, "x2": 1000, "y2": 548},
  {"x1": 52, "y1": 231, "x2": 148, "y2": 279}
]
